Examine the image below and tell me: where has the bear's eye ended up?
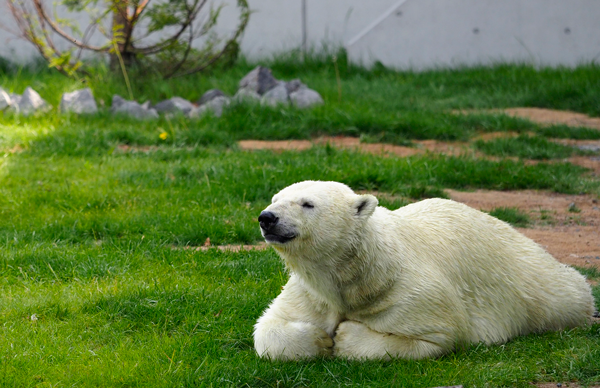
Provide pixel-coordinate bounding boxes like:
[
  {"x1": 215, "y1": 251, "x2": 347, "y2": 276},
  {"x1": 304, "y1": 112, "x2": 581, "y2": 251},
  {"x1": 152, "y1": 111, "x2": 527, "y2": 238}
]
[{"x1": 302, "y1": 202, "x2": 314, "y2": 209}]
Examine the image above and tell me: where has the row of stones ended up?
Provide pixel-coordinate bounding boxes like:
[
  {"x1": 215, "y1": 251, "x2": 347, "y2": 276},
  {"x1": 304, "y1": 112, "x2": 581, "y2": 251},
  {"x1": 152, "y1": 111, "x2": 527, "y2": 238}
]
[{"x1": 0, "y1": 66, "x2": 324, "y2": 119}]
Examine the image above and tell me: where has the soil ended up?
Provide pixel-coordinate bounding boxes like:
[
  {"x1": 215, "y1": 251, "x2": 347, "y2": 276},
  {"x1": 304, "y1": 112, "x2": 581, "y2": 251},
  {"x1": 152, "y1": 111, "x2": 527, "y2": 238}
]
[
  {"x1": 501, "y1": 108, "x2": 600, "y2": 130},
  {"x1": 236, "y1": 108, "x2": 600, "y2": 274}
]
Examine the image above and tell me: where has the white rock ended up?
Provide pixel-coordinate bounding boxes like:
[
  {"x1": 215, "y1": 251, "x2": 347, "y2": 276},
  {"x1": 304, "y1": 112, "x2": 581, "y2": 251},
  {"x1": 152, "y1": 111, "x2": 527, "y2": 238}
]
[
  {"x1": 18, "y1": 87, "x2": 51, "y2": 116},
  {"x1": 110, "y1": 94, "x2": 158, "y2": 120},
  {"x1": 198, "y1": 89, "x2": 226, "y2": 105},
  {"x1": 261, "y1": 82, "x2": 289, "y2": 107},
  {"x1": 239, "y1": 66, "x2": 278, "y2": 95},
  {"x1": 285, "y1": 79, "x2": 307, "y2": 94},
  {"x1": 0, "y1": 88, "x2": 13, "y2": 111},
  {"x1": 59, "y1": 88, "x2": 98, "y2": 114},
  {"x1": 153, "y1": 96, "x2": 194, "y2": 115},
  {"x1": 233, "y1": 88, "x2": 261, "y2": 103},
  {"x1": 111, "y1": 95, "x2": 126, "y2": 110},
  {"x1": 290, "y1": 88, "x2": 324, "y2": 109},
  {"x1": 10, "y1": 93, "x2": 22, "y2": 106},
  {"x1": 189, "y1": 96, "x2": 230, "y2": 118}
]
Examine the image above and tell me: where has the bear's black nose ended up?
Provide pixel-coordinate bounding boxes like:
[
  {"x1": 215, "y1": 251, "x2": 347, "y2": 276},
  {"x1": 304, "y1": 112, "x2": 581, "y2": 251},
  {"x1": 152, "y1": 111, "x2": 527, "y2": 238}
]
[{"x1": 259, "y1": 211, "x2": 278, "y2": 230}]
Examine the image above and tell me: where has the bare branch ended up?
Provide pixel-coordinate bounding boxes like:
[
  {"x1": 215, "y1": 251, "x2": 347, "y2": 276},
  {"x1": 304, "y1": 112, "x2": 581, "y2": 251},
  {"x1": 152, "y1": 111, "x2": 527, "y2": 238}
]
[{"x1": 31, "y1": 0, "x2": 108, "y2": 51}]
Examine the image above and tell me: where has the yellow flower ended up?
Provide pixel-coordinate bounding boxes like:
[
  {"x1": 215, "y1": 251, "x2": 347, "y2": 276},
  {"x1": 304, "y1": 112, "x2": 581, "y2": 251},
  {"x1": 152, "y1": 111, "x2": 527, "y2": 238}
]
[{"x1": 159, "y1": 132, "x2": 168, "y2": 140}]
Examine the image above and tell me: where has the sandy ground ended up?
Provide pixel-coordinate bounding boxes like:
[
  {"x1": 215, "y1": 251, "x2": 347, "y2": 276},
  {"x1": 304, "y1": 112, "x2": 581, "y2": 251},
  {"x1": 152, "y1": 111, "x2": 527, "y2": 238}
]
[{"x1": 236, "y1": 108, "x2": 600, "y2": 273}]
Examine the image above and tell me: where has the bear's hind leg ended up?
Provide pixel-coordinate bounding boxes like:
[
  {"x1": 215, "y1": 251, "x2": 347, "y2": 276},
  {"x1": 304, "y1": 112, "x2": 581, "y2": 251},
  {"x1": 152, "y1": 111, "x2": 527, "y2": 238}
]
[{"x1": 333, "y1": 320, "x2": 449, "y2": 360}]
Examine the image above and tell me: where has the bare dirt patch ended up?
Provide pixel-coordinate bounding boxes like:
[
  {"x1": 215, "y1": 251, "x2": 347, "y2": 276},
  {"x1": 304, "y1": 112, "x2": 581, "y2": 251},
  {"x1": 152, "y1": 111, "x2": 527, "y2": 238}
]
[
  {"x1": 239, "y1": 137, "x2": 423, "y2": 157},
  {"x1": 456, "y1": 107, "x2": 600, "y2": 130},
  {"x1": 176, "y1": 241, "x2": 269, "y2": 252},
  {"x1": 239, "y1": 136, "x2": 479, "y2": 158},
  {"x1": 501, "y1": 107, "x2": 600, "y2": 130}
]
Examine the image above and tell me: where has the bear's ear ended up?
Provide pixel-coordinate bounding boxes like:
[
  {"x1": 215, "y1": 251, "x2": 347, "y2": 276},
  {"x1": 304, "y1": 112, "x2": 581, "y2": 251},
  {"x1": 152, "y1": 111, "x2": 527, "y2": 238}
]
[{"x1": 353, "y1": 194, "x2": 378, "y2": 219}]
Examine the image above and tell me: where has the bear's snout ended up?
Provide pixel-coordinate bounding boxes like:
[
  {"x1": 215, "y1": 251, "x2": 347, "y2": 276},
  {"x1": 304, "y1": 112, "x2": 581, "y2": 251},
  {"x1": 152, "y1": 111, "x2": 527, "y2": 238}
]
[{"x1": 259, "y1": 211, "x2": 279, "y2": 231}]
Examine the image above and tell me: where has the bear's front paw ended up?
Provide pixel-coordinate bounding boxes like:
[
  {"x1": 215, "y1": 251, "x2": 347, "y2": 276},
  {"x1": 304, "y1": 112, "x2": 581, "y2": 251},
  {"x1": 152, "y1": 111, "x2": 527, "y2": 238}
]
[
  {"x1": 254, "y1": 321, "x2": 333, "y2": 360},
  {"x1": 333, "y1": 320, "x2": 389, "y2": 360}
]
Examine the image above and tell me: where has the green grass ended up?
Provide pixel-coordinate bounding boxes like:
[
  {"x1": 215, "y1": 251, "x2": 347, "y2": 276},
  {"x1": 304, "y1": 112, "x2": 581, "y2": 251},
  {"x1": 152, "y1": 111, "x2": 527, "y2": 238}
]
[
  {"x1": 488, "y1": 207, "x2": 531, "y2": 228},
  {"x1": 573, "y1": 266, "x2": 600, "y2": 281},
  {"x1": 1, "y1": 243, "x2": 599, "y2": 387},
  {"x1": 1, "y1": 147, "x2": 594, "y2": 247},
  {"x1": 1, "y1": 56, "x2": 600, "y2": 387}
]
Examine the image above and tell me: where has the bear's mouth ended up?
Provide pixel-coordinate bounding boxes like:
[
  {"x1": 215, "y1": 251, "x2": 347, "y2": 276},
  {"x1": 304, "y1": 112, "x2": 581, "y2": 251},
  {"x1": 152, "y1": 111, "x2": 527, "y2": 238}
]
[{"x1": 263, "y1": 233, "x2": 297, "y2": 244}]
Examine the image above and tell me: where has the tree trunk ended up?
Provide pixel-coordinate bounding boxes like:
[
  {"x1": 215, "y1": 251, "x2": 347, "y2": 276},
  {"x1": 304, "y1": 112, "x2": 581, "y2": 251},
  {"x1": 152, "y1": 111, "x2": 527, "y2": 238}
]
[{"x1": 110, "y1": 0, "x2": 134, "y2": 71}]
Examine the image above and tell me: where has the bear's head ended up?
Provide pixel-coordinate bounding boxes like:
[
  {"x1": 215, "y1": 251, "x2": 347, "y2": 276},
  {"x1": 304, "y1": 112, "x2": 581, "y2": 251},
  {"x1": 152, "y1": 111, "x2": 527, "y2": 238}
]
[{"x1": 258, "y1": 181, "x2": 378, "y2": 259}]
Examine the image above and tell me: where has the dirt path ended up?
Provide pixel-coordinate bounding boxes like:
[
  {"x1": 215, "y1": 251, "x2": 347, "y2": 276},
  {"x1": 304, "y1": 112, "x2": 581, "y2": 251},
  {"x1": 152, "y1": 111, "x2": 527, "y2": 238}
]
[
  {"x1": 237, "y1": 108, "x2": 600, "y2": 271},
  {"x1": 501, "y1": 107, "x2": 600, "y2": 130}
]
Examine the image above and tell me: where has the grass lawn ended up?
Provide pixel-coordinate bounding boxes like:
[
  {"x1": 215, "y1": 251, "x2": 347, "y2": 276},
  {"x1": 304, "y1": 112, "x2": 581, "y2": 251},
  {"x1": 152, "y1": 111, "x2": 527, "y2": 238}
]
[{"x1": 1, "y1": 53, "x2": 599, "y2": 387}]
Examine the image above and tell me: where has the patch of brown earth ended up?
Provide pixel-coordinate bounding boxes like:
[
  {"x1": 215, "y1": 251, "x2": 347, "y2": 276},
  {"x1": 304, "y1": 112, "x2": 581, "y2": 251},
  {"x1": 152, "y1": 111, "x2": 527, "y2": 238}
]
[
  {"x1": 238, "y1": 137, "x2": 422, "y2": 157},
  {"x1": 117, "y1": 144, "x2": 157, "y2": 153},
  {"x1": 455, "y1": 107, "x2": 600, "y2": 130},
  {"x1": 239, "y1": 136, "x2": 479, "y2": 157},
  {"x1": 177, "y1": 241, "x2": 269, "y2": 252},
  {"x1": 567, "y1": 155, "x2": 600, "y2": 176},
  {"x1": 502, "y1": 107, "x2": 600, "y2": 130},
  {"x1": 472, "y1": 131, "x2": 522, "y2": 141}
]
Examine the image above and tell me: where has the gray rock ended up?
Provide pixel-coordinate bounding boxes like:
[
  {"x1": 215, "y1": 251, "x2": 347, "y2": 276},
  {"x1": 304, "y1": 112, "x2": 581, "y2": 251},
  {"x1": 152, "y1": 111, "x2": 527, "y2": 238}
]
[
  {"x1": 261, "y1": 82, "x2": 289, "y2": 107},
  {"x1": 189, "y1": 96, "x2": 230, "y2": 118},
  {"x1": 59, "y1": 88, "x2": 98, "y2": 114},
  {"x1": 233, "y1": 88, "x2": 261, "y2": 103},
  {"x1": 141, "y1": 101, "x2": 151, "y2": 110},
  {"x1": 239, "y1": 66, "x2": 278, "y2": 95},
  {"x1": 285, "y1": 79, "x2": 307, "y2": 94},
  {"x1": 197, "y1": 89, "x2": 225, "y2": 106},
  {"x1": 153, "y1": 96, "x2": 194, "y2": 115},
  {"x1": 290, "y1": 88, "x2": 324, "y2": 109},
  {"x1": 111, "y1": 94, "x2": 158, "y2": 119},
  {"x1": 111, "y1": 95, "x2": 126, "y2": 110},
  {"x1": 18, "y1": 87, "x2": 51, "y2": 116},
  {"x1": 10, "y1": 93, "x2": 22, "y2": 106},
  {"x1": 0, "y1": 88, "x2": 13, "y2": 111}
]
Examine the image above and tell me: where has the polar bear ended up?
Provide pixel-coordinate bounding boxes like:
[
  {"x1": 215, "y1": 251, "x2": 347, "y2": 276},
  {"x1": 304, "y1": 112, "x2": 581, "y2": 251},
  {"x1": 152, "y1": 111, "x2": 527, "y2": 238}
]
[{"x1": 253, "y1": 180, "x2": 595, "y2": 360}]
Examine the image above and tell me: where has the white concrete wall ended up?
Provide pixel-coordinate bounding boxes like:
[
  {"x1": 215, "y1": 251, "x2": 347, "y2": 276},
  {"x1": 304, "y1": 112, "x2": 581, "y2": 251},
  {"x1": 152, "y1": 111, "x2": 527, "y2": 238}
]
[
  {"x1": 2, "y1": 0, "x2": 600, "y2": 68},
  {"x1": 346, "y1": 0, "x2": 600, "y2": 69}
]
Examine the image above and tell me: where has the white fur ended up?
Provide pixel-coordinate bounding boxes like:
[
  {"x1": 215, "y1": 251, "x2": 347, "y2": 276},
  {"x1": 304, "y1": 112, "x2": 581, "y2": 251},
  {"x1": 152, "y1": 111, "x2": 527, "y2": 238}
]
[{"x1": 254, "y1": 181, "x2": 595, "y2": 360}]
